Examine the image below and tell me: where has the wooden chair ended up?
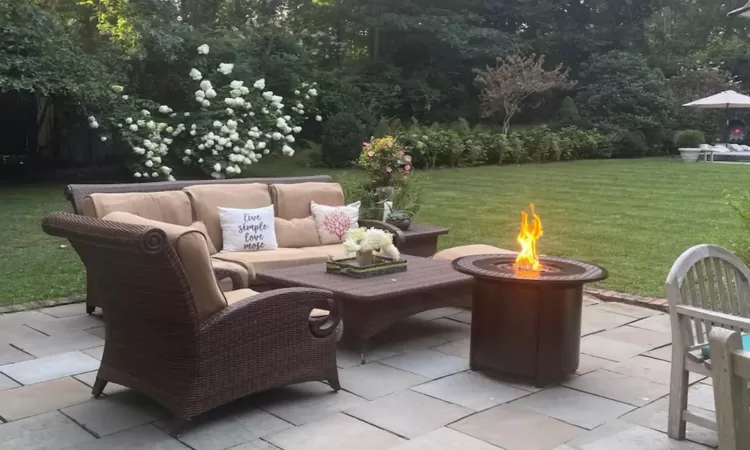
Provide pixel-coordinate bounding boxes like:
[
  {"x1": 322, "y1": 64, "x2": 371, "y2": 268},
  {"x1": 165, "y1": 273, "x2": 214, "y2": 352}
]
[
  {"x1": 666, "y1": 244, "x2": 750, "y2": 440},
  {"x1": 707, "y1": 327, "x2": 750, "y2": 450}
]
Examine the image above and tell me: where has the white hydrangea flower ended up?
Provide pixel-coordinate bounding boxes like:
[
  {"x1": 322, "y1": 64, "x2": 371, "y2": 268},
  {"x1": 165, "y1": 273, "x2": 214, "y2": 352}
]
[
  {"x1": 282, "y1": 145, "x2": 295, "y2": 156},
  {"x1": 271, "y1": 132, "x2": 282, "y2": 140},
  {"x1": 262, "y1": 91, "x2": 274, "y2": 100},
  {"x1": 293, "y1": 126, "x2": 302, "y2": 133},
  {"x1": 111, "y1": 85, "x2": 124, "y2": 94},
  {"x1": 125, "y1": 117, "x2": 133, "y2": 124},
  {"x1": 202, "y1": 100, "x2": 210, "y2": 107},
  {"x1": 122, "y1": 95, "x2": 129, "y2": 100},
  {"x1": 263, "y1": 149, "x2": 269, "y2": 155},
  {"x1": 230, "y1": 80, "x2": 244, "y2": 89},
  {"x1": 286, "y1": 135, "x2": 295, "y2": 143},
  {"x1": 152, "y1": 156, "x2": 162, "y2": 164},
  {"x1": 294, "y1": 90, "x2": 300, "y2": 95},
  {"x1": 152, "y1": 172, "x2": 159, "y2": 178},
  {"x1": 166, "y1": 126, "x2": 174, "y2": 133},
  {"x1": 147, "y1": 121, "x2": 156, "y2": 130},
  {"x1": 305, "y1": 95, "x2": 310, "y2": 100},
  {"x1": 230, "y1": 133, "x2": 239, "y2": 141},
  {"x1": 162, "y1": 166, "x2": 172, "y2": 175},
  {"x1": 249, "y1": 112, "x2": 255, "y2": 116},
  {"x1": 213, "y1": 121, "x2": 222, "y2": 128},
  {"x1": 145, "y1": 160, "x2": 154, "y2": 168},
  {"x1": 117, "y1": 123, "x2": 123, "y2": 128},
  {"x1": 89, "y1": 121, "x2": 99, "y2": 129},
  {"x1": 198, "y1": 158, "x2": 204, "y2": 163},
  {"x1": 257, "y1": 142, "x2": 266, "y2": 149},
  {"x1": 226, "y1": 108, "x2": 234, "y2": 115},
  {"x1": 271, "y1": 95, "x2": 283, "y2": 103},
  {"x1": 315, "y1": 115, "x2": 322, "y2": 122},
  {"x1": 218, "y1": 63, "x2": 234, "y2": 75},
  {"x1": 262, "y1": 108, "x2": 269, "y2": 114},
  {"x1": 214, "y1": 163, "x2": 222, "y2": 172},
  {"x1": 253, "y1": 78, "x2": 266, "y2": 89},
  {"x1": 200, "y1": 80, "x2": 212, "y2": 91},
  {"x1": 274, "y1": 103, "x2": 284, "y2": 109},
  {"x1": 197, "y1": 44, "x2": 210, "y2": 55},
  {"x1": 130, "y1": 124, "x2": 139, "y2": 131},
  {"x1": 195, "y1": 90, "x2": 206, "y2": 100},
  {"x1": 100, "y1": 136, "x2": 108, "y2": 142},
  {"x1": 137, "y1": 120, "x2": 145, "y2": 126},
  {"x1": 308, "y1": 88, "x2": 318, "y2": 96},
  {"x1": 190, "y1": 130, "x2": 197, "y2": 136},
  {"x1": 168, "y1": 175, "x2": 176, "y2": 181},
  {"x1": 134, "y1": 172, "x2": 142, "y2": 178},
  {"x1": 158, "y1": 105, "x2": 170, "y2": 114},
  {"x1": 184, "y1": 149, "x2": 193, "y2": 155},
  {"x1": 240, "y1": 86, "x2": 249, "y2": 95},
  {"x1": 205, "y1": 89, "x2": 217, "y2": 99},
  {"x1": 220, "y1": 125, "x2": 230, "y2": 134},
  {"x1": 189, "y1": 68, "x2": 202, "y2": 80},
  {"x1": 141, "y1": 110, "x2": 151, "y2": 117},
  {"x1": 134, "y1": 147, "x2": 145, "y2": 155}
]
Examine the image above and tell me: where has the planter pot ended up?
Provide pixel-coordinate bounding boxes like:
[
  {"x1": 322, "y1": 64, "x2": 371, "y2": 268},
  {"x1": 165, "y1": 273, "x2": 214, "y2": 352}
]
[
  {"x1": 679, "y1": 148, "x2": 701, "y2": 163},
  {"x1": 355, "y1": 250, "x2": 374, "y2": 266},
  {"x1": 387, "y1": 217, "x2": 412, "y2": 231}
]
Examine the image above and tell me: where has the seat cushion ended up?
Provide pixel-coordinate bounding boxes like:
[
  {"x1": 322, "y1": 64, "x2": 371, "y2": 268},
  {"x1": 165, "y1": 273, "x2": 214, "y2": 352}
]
[
  {"x1": 302, "y1": 244, "x2": 349, "y2": 260},
  {"x1": 270, "y1": 182, "x2": 344, "y2": 220},
  {"x1": 432, "y1": 244, "x2": 516, "y2": 262},
  {"x1": 224, "y1": 288, "x2": 260, "y2": 305},
  {"x1": 184, "y1": 183, "x2": 272, "y2": 251},
  {"x1": 102, "y1": 211, "x2": 227, "y2": 320},
  {"x1": 211, "y1": 248, "x2": 329, "y2": 282},
  {"x1": 275, "y1": 217, "x2": 321, "y2": 248},
  {"x1": 83, "y1": 191, "x2": 193, "y2": 226}
]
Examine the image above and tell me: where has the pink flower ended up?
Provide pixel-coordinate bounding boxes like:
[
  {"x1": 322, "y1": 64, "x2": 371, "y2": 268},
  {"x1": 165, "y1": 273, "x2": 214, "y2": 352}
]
[
  {"x1": 404, "y1": 164, "x2": 411, "y2": 171},
  {"x1": 367, "y1": 151, "x2": 374, "y2": 157},
  {"x1": 405, "y1": 155, "x2": 412, "y2": 162},
  {"x1": 387, "y1": 142, "x2": 393, "y2": 147},
  {"x1": 363, "y1": 142, "x2": 370, "y2": 147},
  {"x1": 398, "y1": 150, "x2": 404, "y2": 156},
  {"x1": 386, "y1": 167, "x2": 393, "y2": 173}
]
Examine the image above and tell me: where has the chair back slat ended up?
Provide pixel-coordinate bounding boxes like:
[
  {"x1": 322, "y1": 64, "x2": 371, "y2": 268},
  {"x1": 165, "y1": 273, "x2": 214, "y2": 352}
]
[
  {"x1": 694, "y1": 261, "x2": 713, "y2": 338},
  {"x1": 713, "y1": 258, "x2": 733, "y2": 314},
  {"x1": 685, "y1": 269, "x2": 705, "y2": 344},
  {"x1": 724, "y1": 263, "x2": 740, "y2": 316}
]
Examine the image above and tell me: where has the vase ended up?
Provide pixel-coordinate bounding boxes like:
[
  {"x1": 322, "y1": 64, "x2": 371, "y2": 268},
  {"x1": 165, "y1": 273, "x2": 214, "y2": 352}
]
[
  {"x1": 355, "y1": 250, "x2": 374, "y2": 266},
  {"x1": 387, "y1": 216, "x2": 412, "y2": 231}
]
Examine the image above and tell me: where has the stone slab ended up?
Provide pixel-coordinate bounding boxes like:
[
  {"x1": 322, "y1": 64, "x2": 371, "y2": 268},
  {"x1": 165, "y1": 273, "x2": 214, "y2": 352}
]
[
  {"x1": 24, "y1": 315, "x2": 104, "y2": 336},
  {"x1": 411, "y1": 371, "x2": 530, "y2": 411},
  {"x1": 576, "y1": 354, "x2": 612, "y2": 375},
  {"x1": 339, "y1": 363, "x2": 429, "y2": 400},
  {"x1": 447, "y1": 310, "x2": 472, "y2": 324},
  {"x1": 643, "y1": 346, "x2": 672, "y2": 362},
  {"x1": 227, "y1": 439, "x2": 280, "y2": 449},
  {"x1": 412, "y1": 308, "x2": 465, "y2": 321},
  {"x1": 41, "y1": 303, "x2": 89, "y2": 319},
  {"x1": 450, "y1": 404, "x2": 585, "y2": 450},
  {"x1": 629, "y1": 315, "x2": 672, "y2": 333},
  {"x1": 81, "y1": 346, "x2": 104, "y2": 361},
  {"x1": 432, "y1": 339, "x2": 470, "y2": 359},
  {"x1": 62, "y1": 424, "x2": 188, "y2": 450},
  {"x1": 8, "y1": 331, "x2": 104, "y2": 358},
  {"x1": 595, "y1": 326, "x2": 671, "y2": 352},
  {"x1": 0, "y1": 372, "x2": 20, "y2": 391},
  {"x1": 563, "y1": 369, "x2": 669, "y2": 407},
  {"x1": 576, "y1": 423, "x2": 710, "y2": 449},
  {"x1": 87, "y1": 327, "x2": 106, "y2": 339},
  {"x1": 265, "y1": 413, "x2": 403, "y2": 450},
  {"x1": 0, "y1": 351, "x2": 100, "y2": 385},
  {"x1": 74, "y1": 371, "x2": 129, "y2": 396},
  {"x1": 62, "y1": 390, "x2": 169, "y2": 437},
  {"x1": 257, "y1": 382, "x2": 366, "y2": 426},
  {"x1": 0, "y1": 377, "x2": 94, "y2": 421},
  {"x1": 388, "y1": 427, "x2": 501, "y2": 450},
  {"x1": 580, "y1": 308, "x2": 637, "y2": 336},
  {"x1": 380, "y1": 349, "x2": 469, "y2": 379},
  {"x1": 345, "y1": 390, "x2": 472, "y2": 439},
  {"x1": 0, "y1": 344, "x2": 34, "y2": 366},
  {"x1": 620, "y1": 397, "x2": 717, "y2": 448},
  {"x1": 687, "y1": 383, "x2": 715, "y2": 412},
  {"x1": 605, "y1": 356, "x2": 704, "y2": 385},
  {"x1": 0, "y1": 411, "x2": 94, "y2": 449},
  {"x1": 580, "y1": 334, "x2": 652, "y2": 362},
  {"x1": 592, "y1": 302, "x2": 662, "y2": 319},
  {"x1": 512, "y1": 386, "x2": 635, "y2": 430}
]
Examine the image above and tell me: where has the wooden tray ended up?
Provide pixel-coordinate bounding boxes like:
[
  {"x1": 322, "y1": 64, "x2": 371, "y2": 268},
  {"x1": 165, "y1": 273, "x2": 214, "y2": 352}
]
[{"x1": 326, "y1": 256, "x2": 407, "y2": 278}]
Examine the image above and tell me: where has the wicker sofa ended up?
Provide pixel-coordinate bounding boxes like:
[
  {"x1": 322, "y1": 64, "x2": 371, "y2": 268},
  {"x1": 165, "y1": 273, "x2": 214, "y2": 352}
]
[
  {"x1": 42, "y1": 211, "x2": 341, "y2": 429},
  {"x1": 65, "y1": 176, "x2": 404, "y2": 314}
]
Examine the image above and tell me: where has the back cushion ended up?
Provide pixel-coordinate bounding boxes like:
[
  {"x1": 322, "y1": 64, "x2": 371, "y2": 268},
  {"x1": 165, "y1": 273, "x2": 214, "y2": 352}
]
[
  {"x1": 270, "y1": 182, "x2": 344, "y2": 220},
  {"x1": 102, "y1": 211, "x2": 227, "y2": 319},
  {"x1": 183, "y1": 183, "x2": 272, "y2": 251},
  {"x1": 82, "y1": 191, "x2": 192, "y2": 226},
  {"x1": 275, "y1": 217, "x2": 321, "y2": 248}
]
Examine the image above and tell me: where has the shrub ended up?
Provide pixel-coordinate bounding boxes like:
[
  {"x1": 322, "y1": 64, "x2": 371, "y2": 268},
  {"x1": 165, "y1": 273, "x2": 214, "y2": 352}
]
[
  {"x1": 392, "y1": 173, "x2": 426, "y2": 217},
  {"x1": 725, "y1": 190, "x2": 750, "y2": 262},
  {"x1": 322, "y1": 113, "x2": 367, "y2": 167},
  {"x1": 674, "y1": 130, "x2": 705, "y2": 148},
  {"x1": 558, "y1": 96, "x2": 581, "y2": 124},
  {"x1": 607, "y1": 128, "x2": 649, "y2": 158}
]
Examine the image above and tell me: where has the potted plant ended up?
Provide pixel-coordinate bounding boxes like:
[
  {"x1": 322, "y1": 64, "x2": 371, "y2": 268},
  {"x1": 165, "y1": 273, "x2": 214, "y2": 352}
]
[
  {"x1": 674, "y1": 130, "x2": 705, "y2": 163},
  {"x1": 343, "y1": 227, "x2": 400, "y2": 265},
  {"x1": 386, "y1": 210, "x2": 413, "y2": 231}
]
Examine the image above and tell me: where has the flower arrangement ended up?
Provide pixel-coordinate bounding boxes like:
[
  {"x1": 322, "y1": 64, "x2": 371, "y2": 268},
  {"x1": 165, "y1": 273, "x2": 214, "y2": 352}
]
[
  {"x1": 87, "y1": 43, "x2": 323, "y2": 180},
  {"x1": 343, "y1": 227, "x2": 400, "y2": 263},
  {"x1": 358, "y1": 136, "x2": 412, "y2": 187}
]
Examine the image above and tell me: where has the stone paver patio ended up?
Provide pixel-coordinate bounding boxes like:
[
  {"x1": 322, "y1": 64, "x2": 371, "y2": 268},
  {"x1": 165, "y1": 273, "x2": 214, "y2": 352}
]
[{"x1": 0, "y1": 297, "x2": 717, "y2": 449}]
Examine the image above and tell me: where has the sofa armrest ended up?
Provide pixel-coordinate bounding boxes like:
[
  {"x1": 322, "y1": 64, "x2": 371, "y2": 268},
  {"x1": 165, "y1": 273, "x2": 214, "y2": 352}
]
[
  {"x1": 358, "y1": 219, "x2": 406, "y2": 246},
  {"x1": 200, "y1": 288, "x2": 340, "y2": 339},
  {"x1": 212, "y1": 267, "x2": 246, "y2": 290}
]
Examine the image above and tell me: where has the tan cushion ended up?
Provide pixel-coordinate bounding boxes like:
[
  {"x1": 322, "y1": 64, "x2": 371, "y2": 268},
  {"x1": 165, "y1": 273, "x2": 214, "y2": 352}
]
[
  {"x1": 211, "y1": 248, "x2": 329, "y2": 282},
  {"x1": 102, "y1": 211, "x2": 227, "y2": 320},
  {"x1": 211, "y1": 258, "x2": 249, "y2": 288},
  {"x1": 302, "y1": 244, "x2": 349, "y2": 260},
  {"x1": 432, "y1": 244, "x2": 516, "y2": 262},
  {"x1": 270, "y1": 182, "x2": 344, "y2": 220},
  {"x1": 184, "y1": 184, "x2": 272, "y2": 251},
  {"x1": 83, "y1": 191, "x2": 193, "y2": 225},
  {"x1": 191, "y1": 221, "x2": 217, "y2": 254},
  {"x1": 275, "y1": 217, "x2": 321, "y2": 248},
  {"x1": 224, "y1": 288, "x2": 259, "y2": 305}
]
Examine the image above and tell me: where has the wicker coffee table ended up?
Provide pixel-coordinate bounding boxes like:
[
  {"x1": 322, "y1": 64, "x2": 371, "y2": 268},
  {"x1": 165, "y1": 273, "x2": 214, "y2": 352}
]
[{"x1": 256, "y1": 255, "x2": 474, "y2": 361}]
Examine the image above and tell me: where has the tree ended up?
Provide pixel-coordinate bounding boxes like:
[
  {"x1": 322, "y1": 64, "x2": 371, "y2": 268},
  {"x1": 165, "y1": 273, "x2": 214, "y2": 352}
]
[
  {"x1": 473, "y1": 54, "x2": 575, "y2": 134},
  {"x1": 558, "y1": 96, "x2": 581, "y2": 124}
]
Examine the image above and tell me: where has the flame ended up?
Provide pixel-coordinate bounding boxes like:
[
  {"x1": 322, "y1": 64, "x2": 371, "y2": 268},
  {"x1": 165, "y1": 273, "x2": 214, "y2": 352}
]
[{"x1": 514, "y1": 203, "x2": 543, "y2": 272}]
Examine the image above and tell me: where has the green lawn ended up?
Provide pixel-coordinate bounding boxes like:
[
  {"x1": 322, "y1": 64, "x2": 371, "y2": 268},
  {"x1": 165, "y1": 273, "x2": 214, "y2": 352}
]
[{"x1": 2, "y1": 158, "x2": 748, "y2": 306}]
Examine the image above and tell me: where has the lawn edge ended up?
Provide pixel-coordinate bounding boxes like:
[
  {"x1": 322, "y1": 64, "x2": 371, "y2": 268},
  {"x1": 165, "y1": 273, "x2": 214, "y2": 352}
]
[
  {"x1": 0, "y1": 296, "x2": 85, "y2": 314},
  {"x1": 585, "y1": 287, "x2": 668, "y2": 313}
]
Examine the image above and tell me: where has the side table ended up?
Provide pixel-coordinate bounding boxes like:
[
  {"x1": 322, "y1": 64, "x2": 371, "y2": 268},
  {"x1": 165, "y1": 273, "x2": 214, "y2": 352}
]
[{"x1": 400, "y1": 224, "x2": 449, "y2": 257}]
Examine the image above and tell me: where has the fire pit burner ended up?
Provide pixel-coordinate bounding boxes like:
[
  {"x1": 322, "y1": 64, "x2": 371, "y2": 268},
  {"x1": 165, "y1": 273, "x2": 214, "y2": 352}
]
[{"x1": 453, "y1": 254, "x2": 607, "y2": 387}]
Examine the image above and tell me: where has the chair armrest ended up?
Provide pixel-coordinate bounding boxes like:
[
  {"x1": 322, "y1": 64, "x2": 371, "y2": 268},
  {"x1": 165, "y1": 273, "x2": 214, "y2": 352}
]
[
  {"x1": 213, "y1": 267, "x2": 245, "y2": 290},
  {"x1": 200, "y1": 288, "x2": 340, "y2": 339},
  {"x1": 358, "y1": 219, "x2": 406, "y2": 246}
]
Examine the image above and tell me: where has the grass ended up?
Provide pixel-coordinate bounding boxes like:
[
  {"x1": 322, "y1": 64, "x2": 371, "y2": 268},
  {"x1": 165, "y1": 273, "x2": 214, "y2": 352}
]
[{"x1": 2, "y1": 157, "x2": 749, "y2": 306}]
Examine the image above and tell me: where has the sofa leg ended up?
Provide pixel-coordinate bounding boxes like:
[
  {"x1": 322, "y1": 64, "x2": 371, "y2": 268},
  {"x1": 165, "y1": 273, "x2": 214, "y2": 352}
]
[
  {"x1": 92, "y1": 378, "x2": 108, "y2": 398},
  {"x1": 168, "y1": 417, "x2": 192, "y2": 437},
  {"x1": 329, "y1": 375, "x2": 341, "y2": 392},
  {"x1": 86, "y1": 304, "x2": 96, "y2": 315}
]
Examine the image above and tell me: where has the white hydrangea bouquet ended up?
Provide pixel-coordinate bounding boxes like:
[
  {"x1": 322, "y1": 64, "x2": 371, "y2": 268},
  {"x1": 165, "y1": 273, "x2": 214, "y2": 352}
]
[{"x1": 343, "y1": 227, "x2": 400, "y2": 265}]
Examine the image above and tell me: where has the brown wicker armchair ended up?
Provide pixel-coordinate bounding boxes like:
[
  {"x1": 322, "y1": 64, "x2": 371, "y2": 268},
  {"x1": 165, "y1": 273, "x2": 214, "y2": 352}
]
[{"x1": 42, "y1": 212, "x2": 341, "y2": 431}]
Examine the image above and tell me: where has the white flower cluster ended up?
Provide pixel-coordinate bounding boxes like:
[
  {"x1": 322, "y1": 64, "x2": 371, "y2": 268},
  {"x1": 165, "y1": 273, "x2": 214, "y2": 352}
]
[{"x1": 343, "y1": 227, "x2": 400, "y2": 260}]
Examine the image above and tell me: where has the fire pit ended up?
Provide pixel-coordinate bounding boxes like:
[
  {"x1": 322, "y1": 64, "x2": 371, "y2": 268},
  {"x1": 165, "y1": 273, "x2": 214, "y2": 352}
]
[{"x1": 452, "y1": 205, "x2": 607, "y2": 387}]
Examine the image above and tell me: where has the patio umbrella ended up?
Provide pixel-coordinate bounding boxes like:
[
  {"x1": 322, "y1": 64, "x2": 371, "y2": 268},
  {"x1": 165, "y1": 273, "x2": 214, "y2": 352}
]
[
  {"x1": 683, "y1": 90, "x2": 750, "y2": 144},
  {"x1": 728, "y1": 1, "x2": 750, "y2": 18}
]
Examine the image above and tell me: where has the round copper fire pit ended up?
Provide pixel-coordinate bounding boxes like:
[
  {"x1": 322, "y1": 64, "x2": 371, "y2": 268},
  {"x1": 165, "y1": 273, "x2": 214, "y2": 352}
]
[{"x1": 453, "y1": 254, "x2": 607, "y2": 387}]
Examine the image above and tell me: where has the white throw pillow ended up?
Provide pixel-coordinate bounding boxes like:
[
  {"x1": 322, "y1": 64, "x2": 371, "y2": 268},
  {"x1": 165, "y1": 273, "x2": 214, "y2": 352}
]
[
  {"x1": 311, "y1": 201, "x2": 361, "y2": 245},
  {"x1": 218, "y1": 205, "x2": 278, "y2": 252}
]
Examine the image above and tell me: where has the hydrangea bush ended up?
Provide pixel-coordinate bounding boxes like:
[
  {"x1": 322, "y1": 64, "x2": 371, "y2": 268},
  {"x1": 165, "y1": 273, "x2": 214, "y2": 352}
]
[{"x1": 88, "y1": 44, "x2": 323, "y2": 180}]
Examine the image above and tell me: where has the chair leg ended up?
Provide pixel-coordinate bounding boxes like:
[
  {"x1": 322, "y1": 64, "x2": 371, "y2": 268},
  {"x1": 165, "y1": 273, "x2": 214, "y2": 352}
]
[
  {"x1": 668, "y1": 354, "x2": 690, "y2": 440},
  {"x1": 92, "y1": 377, "x2": 108, "y2": 398},
  {"x1": 168, "y1": 417, "x2": 192, "y2": 437},
  {"x1": 86, "y1": 304, "x2": 96, "y2": 315},
  {"x1": 329, "y1": 373, "x2": 341, "y2": 392}
]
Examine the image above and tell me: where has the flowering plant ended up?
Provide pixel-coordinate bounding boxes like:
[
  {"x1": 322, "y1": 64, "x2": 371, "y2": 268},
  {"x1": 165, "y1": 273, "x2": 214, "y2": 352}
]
[
  {"x1": 358, "y1": 135, "x2": 412, "y2": 187},
  {"x1": 86, "y1": 43, "x2": 323, "y2": 180},
  {"x1": 343, "y1": 227, "x2": 400, "y2": 260}
]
